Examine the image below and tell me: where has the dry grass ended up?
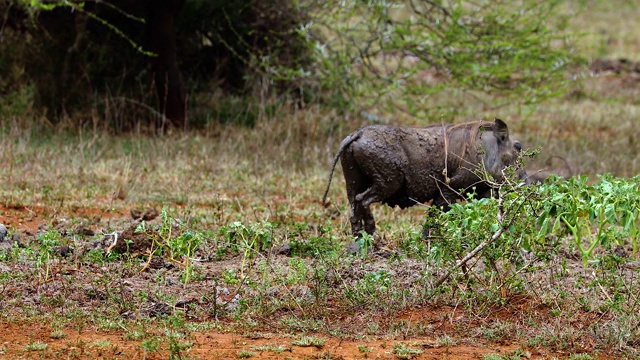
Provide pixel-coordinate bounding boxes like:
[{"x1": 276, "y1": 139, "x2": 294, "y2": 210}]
[
  {"x1": 1, "y1": 78, "x2": 639, "y2": 236},
  {"x1": 565, "y1": 0, "x2": 640, "y2": 60}
]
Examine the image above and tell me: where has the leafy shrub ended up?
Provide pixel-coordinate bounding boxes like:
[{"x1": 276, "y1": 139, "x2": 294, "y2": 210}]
[
  {"x1": 424, "y1": 170, "x2": 640, "y2": 294},
  {"x1": 1, "y1": 0, "x2": 583, "y2": 128},
  {"x1": 537, "y1": 174, "x2": 640, "y2": 265},
  {"x1": 304, "y1": 0, "x2": 583, "y2": 117}
]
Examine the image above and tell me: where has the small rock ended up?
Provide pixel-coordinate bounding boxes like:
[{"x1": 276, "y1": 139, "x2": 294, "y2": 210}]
[
  {"x1": 142, "y1": 208, "x2": 159, "y2": 221},
  {"x1": 86, "y1": 237, "x2": 111, "y2": 251},
  {"x1": 130, "y1": 209, "x2": 142, "y2": 220},
  {"x1": 142, "y1": 302, "x2": 172, "y2": 317},
  {"x1": 216, "y1": 286, "x2": 231, "y2": 296},
  {"x1": 0, "y1": 242, "x2": 11, "y2": 252},
  {"x1": 175, "y1": 298, "x2": 198, "y2": 309},
  {"x1": 0, "y1": 226, "x2": 12, "y2": 252},
  {"x1": 0, "y1": 224, "x2": 7, "y2": 242},
  {"x1": 344, "y1": 241, "x2": 360, "y2": 255},
  {"x1": 147, "y1": 256, "x2": 174, "y2": 270},
  {"x1": 11, "y1": 233, "x2": 22, "y2": 246},
  {"x1": 53, "y1": 245, "x2": 74, "y2": 257},
  {"x1": 265, "y1": 285, "x2": 282, "y2": 297},
  {"x1": 273, "y1": 243, "x2": 291, "y2": 256},
  {"x1": 131, "y1": 208, "x2": 159, "y2": 221},
  {"x1": 73, "y1": 225, "x2": 95, "y2": 236},
  {"x1": 614, "y1": 245, "x2": 627, "y2": 258}
]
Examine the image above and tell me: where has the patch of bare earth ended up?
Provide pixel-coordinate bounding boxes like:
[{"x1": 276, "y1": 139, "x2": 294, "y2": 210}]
[
  {"x1": 0, "y1": 204, "x2": 620, "y2": 359},
  {"x1": 0, "y1": 320, "x2": 520, "y2": 359}
]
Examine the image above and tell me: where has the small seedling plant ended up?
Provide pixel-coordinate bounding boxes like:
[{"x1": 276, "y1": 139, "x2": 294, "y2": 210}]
[
  {"x1": 538, "y1": 174, "x2": 640, "y2": 266},
  {"x1": 222, "y1": 221, "x2": 273, "y2": 277},
  {"x1": 136, "y1": 208, "x2": 204, "y2": 286},
  {"x1": 36, "y1": 229, "x2": 63, "y2": 282}
]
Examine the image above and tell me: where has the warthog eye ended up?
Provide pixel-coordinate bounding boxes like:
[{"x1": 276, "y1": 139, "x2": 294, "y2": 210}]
[{"x1": 514, "y1": 141, "x2": 522, "y2": 152}]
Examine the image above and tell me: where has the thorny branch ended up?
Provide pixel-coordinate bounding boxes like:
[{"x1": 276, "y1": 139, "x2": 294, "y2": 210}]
[
  {"x1": 430, "y1": 178, "x2": 529, "y2": 290},
  {"x1": 431, "y1": 194, "x2": 505, "y2": 289}
]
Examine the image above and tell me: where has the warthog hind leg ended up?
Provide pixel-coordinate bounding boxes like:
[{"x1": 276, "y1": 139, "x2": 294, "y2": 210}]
[
  {"x1": 349, "y1": 202, "x2": 365, "y2": 236},
  {"x1": 354, "y1": 181, "x2": 401, "y2": 235}
]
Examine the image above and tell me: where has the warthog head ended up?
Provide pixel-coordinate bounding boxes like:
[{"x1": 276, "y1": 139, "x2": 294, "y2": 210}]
[{"x1": 475, "y1": 119, "x2": 527, "y2": 182}]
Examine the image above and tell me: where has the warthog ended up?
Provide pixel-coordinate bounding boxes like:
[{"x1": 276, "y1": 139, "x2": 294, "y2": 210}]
[{"x1": 322, "y1": 118, "x2": 527, "y2": 236}]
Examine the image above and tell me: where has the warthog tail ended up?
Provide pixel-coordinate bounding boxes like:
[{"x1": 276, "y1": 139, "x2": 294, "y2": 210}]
[{"x1": 322, "y1": 131, "x2": 362, "y2": 206}]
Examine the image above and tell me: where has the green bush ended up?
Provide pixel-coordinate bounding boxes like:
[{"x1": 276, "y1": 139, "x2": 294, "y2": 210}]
[
  {"x1": 303, "y1": 0, "x2": 583, "y2": 117},
  {"x1": 423, "y1": 170, "x2": 640, "y2": 295}
]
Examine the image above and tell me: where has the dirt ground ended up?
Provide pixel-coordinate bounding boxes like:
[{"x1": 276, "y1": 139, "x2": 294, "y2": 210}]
[
  {"x1": 0, "y1": 320, "x2": 531, "y2": 360},
  {"x1": 1, "y1": 203, "x2": 620, "y2": 360}
]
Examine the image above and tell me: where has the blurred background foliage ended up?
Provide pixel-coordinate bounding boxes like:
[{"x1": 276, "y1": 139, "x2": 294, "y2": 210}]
[{"x1": 0, "y1": 0, "x2": 583, "y2": 131}]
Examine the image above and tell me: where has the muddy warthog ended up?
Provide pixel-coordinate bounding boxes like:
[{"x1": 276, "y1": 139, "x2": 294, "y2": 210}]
[{"x1": 322, "y1": 118, "x2": 527, "y2": 236}]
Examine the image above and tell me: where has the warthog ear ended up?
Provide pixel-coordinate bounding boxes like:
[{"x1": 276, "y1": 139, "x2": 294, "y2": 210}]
[{"x1": 493, "y1": 118, "x2": 509, "y2": 143}]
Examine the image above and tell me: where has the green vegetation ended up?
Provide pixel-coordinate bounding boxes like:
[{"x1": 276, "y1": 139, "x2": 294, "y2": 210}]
[
  {"x1": 391, "y1": 342, "x2": 423, "y2": 359},
  {"x1": 250, "y1": 344, "x2": 290, "y2": 353},
  {"x1": 237, "y1": 349, "x2": 255, "y2": 358},
  {"x1": 0, "y1": 118, "x2": 639, "y2": 357},
  {"x1": 309, "y1": 0, "x2": 580, "y2": 117},
  {"x1": 2, "y1": 0, "x2": 580, "y2": 128},
  {"x1": 292, "y1": 335, "x2": 326, "y2": 348},
  {"x1": 24, "y1": 342, "x2": 48, "y2": 351}
]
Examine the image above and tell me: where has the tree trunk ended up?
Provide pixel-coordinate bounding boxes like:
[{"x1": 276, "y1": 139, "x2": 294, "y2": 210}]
[{"x1": 146, "y1": 0, "x2": 187, "y2": 128}]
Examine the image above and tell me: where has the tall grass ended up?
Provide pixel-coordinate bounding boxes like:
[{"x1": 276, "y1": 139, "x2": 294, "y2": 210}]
[
  {"x1": 2, "y1": 81, "x2": 638, "y2": 198},
  {"x1": 565, "y1": 0, "x2": 640, "y2": 60}
]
